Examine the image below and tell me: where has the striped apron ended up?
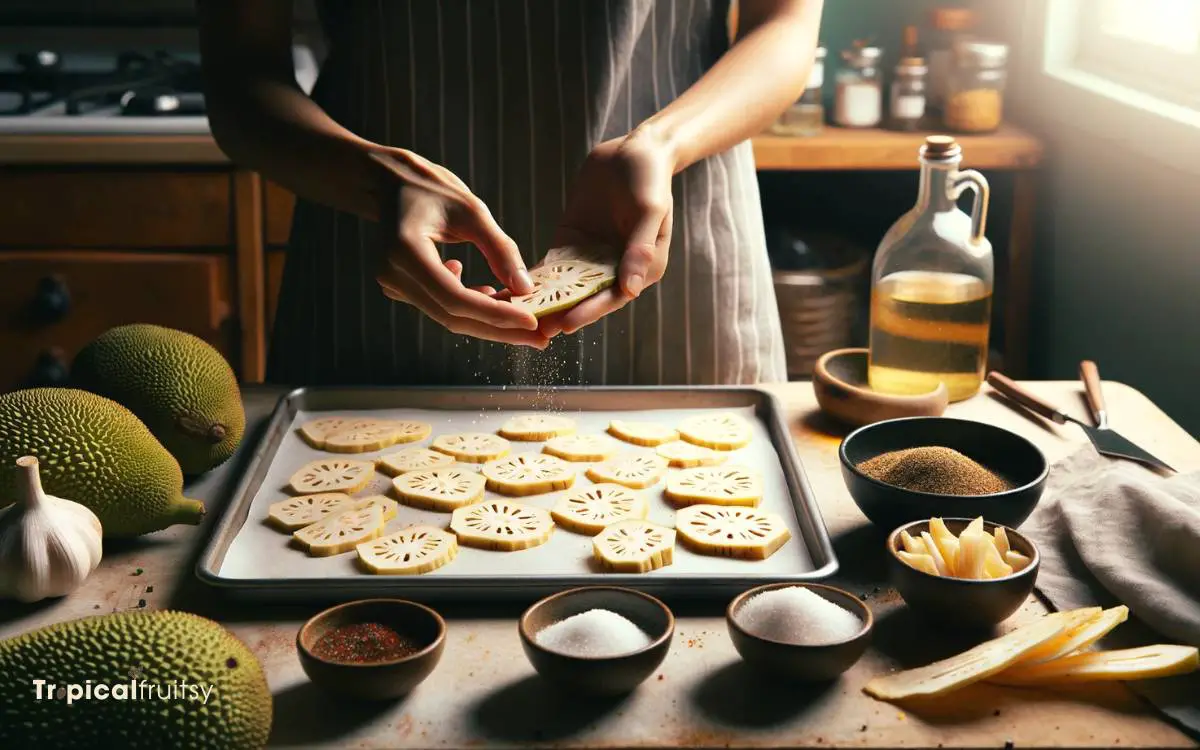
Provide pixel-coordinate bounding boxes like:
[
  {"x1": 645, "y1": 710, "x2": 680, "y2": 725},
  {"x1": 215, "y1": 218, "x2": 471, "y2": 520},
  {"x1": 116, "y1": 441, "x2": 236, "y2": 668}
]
[{"x1": 268, "y1": 0, "x2": 787, "y2": 387}]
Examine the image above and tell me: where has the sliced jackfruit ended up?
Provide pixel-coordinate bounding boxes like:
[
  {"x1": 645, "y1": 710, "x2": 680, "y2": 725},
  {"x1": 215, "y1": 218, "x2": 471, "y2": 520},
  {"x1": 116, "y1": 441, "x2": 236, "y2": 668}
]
[
  {"x1": 431, "y1": 432, "x2": 511, "y2": 463},
  {"x1": 509, "y1": 260, "x2": 616, "y2": 317},
  {"x1": 298, "y1": 417, "x2": 367, "y2": 448},
  {"x1": 266, "y1": 492, "x2": 353, "y2": 531},
  {"x1": 899, "y1": 529, "x2": 929, "y2": 556},
  {"x1": 376, "y1": 447, "x2": 455, "y2": 476},
  {"x1": 674, "y1": 504, "x2": 791, "y2": 560},
  {"x1": 655, "y1": 440, "x2": 728, "y2": 468},
  {"x1": 392, "y1": 468, "x2": 485, "y2": 511},
  {"x1": 450, "y1": 500, "x2": 555, "y2": 551},
  {"x1": 992, "y1": 644, "x2": 1199, "y2": 686},
  {"x1": 498, "y1": 414, "x2": 576, "y2": 441},
  {"x1": 481, "y1": 454, "x2": 576, "y2": 496},
  {"x1": 287, "y1": 458, "x2": 375, "y2": 495},
  {"x1": 606, "y1": 419, "x2": 679, "y2": 447},
  {"x1": 927, "y1": 518, "x2": 961, "y2": 575},
  {"x1": 542, "y1": 434, "x2": 621, "y2": 462},
  {"x1": 586, "y1": 454, "x2": 668, "y2": 489},
  {"x1": 665, "y1": 466, "x2": 762, "y2": 507},
  {"x1": 1014, "y1": 606, "x2": 1123, "y2": 666},
  {"x1": 677, "y1": 412, "x2": 752, "y2": 450},
  {"x1": 551, "y1": 483, "x2": 648, "y2": 535},
  {"x1": 593, "y1": 519, "x2": 676, "y2": 573},
  {"x1": 356, "y1": 524, "x2": 459, "y2": 575},
  {"x1": 293, "y1": 503, "x2": 385, "y2": 557},
  {"x1": 323, "y1": 419, "x2": 431, "y2": 453},
  {"x1": 897, "y1": 550, "x2": 940, "y2": 576}
]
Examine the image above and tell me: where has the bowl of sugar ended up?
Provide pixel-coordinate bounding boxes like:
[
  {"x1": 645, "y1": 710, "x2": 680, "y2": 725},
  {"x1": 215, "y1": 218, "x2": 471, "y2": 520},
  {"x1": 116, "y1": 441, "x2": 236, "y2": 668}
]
[
  {"x1": 519, "y1": 586, "x2": 674, "y2": 695},
  {"x1": 727, "y1": 583, "x2": 873, "y2": 681}
]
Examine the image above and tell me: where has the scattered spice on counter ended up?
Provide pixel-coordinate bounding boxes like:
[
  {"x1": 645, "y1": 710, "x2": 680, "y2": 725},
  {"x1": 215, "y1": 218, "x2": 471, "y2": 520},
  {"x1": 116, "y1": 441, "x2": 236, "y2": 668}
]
[
  {"x1": 535, "y1": 608, "x2": 652, "y2": 657},
  {"x1": 856, "y1": 446, "x2": 1012, "y2": 495},
  {"x1": 736, "y1": 586, "x2": 863, "y2": 645},
  {"x1": 311, "y1": 622, "x2": 420, "y2": 663}
]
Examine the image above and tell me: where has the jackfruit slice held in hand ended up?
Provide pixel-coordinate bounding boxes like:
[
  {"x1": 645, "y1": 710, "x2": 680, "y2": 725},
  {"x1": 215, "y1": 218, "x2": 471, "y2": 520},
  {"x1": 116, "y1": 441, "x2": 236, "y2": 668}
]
[{"x1": 509, "y1": 260, "x2": 616, "y2": 318}]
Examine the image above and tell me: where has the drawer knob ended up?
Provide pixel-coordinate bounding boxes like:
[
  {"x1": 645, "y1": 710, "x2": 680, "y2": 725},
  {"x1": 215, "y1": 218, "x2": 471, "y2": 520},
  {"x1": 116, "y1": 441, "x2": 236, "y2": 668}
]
[
  {"x1": 31, "y1": 275, "x2": 71, "y2": 323},
  {"x1": 26, "y1": 347, "x2": 70, "y2": 387}
]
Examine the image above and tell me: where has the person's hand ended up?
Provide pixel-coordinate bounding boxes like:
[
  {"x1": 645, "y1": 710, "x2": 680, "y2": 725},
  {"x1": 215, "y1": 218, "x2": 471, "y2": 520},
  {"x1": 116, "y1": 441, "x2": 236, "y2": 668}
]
[
  {"x1": 369, "y1": 150, "x2": 548, "y2": 348},
  {"x1": 538, "y1": 128, "x2": 675, "y2": 337}
]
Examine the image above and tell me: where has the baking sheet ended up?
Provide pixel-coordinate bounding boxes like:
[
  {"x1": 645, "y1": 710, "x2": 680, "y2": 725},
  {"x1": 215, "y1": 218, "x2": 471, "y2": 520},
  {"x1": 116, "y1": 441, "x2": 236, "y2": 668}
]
[{"x1": 197, "y1": 387, "x2": 837, "y2": 600}]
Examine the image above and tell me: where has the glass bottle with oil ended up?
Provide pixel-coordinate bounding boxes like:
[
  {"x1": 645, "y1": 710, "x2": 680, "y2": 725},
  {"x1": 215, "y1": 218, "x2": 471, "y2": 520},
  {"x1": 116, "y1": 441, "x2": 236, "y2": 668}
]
[{"x1": 868, "y1": 135, "x2": 992, "y2": 402}]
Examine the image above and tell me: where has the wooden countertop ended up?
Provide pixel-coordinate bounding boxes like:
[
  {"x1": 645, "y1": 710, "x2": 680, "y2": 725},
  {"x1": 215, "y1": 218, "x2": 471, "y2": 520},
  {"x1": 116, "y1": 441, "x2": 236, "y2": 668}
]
[{"x1": 1, "y1": 381, "x2": 1195, "y2": 748}]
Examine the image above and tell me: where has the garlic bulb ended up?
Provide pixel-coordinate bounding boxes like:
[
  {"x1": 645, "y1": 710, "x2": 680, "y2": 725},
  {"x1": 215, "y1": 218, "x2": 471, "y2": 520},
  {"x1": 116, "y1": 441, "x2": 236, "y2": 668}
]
[{"x1": 0, "y1": 456, "x2": 103, "y2": 602}]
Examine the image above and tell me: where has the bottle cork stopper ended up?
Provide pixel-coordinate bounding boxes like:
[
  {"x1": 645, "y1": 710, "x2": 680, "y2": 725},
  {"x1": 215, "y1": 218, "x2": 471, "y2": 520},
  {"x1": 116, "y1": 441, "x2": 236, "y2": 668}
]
[{"x1": 922, "y1": 135, "x2": 960, "y2": 158}]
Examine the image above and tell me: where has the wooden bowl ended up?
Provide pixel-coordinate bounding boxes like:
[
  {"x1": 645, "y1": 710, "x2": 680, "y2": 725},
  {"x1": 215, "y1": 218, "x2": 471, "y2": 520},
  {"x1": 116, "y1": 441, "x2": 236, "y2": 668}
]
[
  {"x1": 519, "y1": 586, "x2": 674, "y2": 695},
  {"x1": 839, "y1": 416, "x2": 1049, "y2": 529},
  {"x1": 726, "y1": 583, "x2": 873, "y2": 681},
  {"x1": 297, "y1": 598, "x2": 446, "y2": 700},
  {"x1": 887, "y1": 518, "x2": 1041, "y2": 629},
  {"x1": 813, "y1": 348, "x2": 949, "y2": 427}
]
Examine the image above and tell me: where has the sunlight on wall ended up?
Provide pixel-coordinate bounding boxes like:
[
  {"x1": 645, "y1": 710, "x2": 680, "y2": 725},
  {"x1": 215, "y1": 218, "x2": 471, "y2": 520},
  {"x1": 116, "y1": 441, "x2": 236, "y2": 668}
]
[{"x1": 1099, "y1": 0, "x2": 1200, "y2": 53}]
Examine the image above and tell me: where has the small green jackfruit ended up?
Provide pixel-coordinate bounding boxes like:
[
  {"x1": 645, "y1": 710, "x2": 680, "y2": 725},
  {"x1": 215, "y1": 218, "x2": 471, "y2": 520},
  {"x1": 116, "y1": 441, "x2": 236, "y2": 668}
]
[
  {"x1": 73, "y1": 324, "x2": 246, "y2": 475},
  {"x1": 0, "y1": 388, "x2": 204, "y2": 537},
  {"x1": 0, "y1": 610, "x2": 272, "y2": 748}
]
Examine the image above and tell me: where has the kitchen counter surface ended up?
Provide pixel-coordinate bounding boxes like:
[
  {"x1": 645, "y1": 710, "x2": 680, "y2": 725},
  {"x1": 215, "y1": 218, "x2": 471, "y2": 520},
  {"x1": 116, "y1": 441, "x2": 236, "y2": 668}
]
[
  {"x1": 2, "y1": 380, "x2": 1196, "y2": 748},
  {"x1": 0, "y1": 134, "x2": 229, "y2": 164}
]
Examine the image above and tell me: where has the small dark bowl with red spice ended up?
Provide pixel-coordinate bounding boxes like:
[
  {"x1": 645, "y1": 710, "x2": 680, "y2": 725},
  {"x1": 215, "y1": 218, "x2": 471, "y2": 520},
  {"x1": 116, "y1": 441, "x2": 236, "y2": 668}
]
[
  {"x1": 839, "y1": 416, "x2": 1048, "y2": 530},
  {"x1": 298, "y1": 598, "x2": 446, "y2": 700},
  {"x1": 886, "y1": 518, "x2": 1041, "y2": 629}
]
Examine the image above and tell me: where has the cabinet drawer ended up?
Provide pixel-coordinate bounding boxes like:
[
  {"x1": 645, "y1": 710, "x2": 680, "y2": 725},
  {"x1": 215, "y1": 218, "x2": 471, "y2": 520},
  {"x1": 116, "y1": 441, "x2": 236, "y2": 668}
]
[
  {"x1": 265, "y1": 181, "x2": 296, "y2": 246},
  {"x1": 0, "y1": 171, "x2": 231, "y2": 248},
  {"x1": 0, "y1": 251, "x2": 233, "y2": 393}
]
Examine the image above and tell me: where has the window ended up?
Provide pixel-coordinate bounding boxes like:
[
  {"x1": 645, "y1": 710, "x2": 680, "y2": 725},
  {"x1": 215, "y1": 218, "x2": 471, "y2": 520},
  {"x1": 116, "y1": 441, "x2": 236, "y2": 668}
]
[{"x1": 1076, "y1": 0, "x2": 1200, "y2": 106}]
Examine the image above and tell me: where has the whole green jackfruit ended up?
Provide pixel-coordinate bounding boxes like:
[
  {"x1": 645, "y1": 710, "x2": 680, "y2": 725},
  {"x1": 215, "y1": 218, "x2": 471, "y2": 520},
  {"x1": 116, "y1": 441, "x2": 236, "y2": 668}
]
[
  {"x1": 0, "y1": 388, "x2": 204, "y2": 537},
  {"x1": 0, "y1": 610, "x2": 272, "y2": 749},
  {"x1": 73, "y1": 324, "x2": 246, "y2": 475}
]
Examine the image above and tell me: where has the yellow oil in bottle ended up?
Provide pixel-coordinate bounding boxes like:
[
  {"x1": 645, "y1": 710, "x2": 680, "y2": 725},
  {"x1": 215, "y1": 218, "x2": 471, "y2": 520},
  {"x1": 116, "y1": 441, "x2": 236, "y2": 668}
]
[{"x1": 868, "y1": 270, "x2": 991, "y2": 402}]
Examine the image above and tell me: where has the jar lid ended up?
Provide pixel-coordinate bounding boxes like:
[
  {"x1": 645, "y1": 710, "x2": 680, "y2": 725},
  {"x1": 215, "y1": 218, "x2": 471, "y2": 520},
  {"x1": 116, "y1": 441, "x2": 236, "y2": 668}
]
[
  {"x1": 921, "y1": 135, "x2": 962, "y2": 160},
  {"x1": 954, "y1": 39, "x2": 1009, "y2": 67},
  {"x1": 842, "y1": 45, "x2": 883, "y2": 66},
  {"x1": 930, "y1": 7, "x2": 977, "y2": 31}
]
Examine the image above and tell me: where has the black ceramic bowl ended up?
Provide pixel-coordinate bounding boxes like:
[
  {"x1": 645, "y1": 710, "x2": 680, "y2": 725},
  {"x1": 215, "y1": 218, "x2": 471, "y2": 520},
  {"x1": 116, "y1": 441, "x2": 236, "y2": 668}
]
[
  {"x1": 887, "y1": 518, "x2": 1041, "y2": 629},
  {"x1": 839, "y1": 417, "x2": 1048, "y2": 529}
]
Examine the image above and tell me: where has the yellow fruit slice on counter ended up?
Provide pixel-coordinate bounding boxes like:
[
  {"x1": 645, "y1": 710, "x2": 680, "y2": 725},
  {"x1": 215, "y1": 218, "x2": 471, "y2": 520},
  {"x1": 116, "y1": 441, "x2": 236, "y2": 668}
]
[
  {"x1": 509, "y1": 260, "x2": 616, "y2": 317},
  {"x1": 665, "y1": 466, "x2": 763, "y2": 507},
  {"x1": 551, "y1": 483, "x2": 648, "y2": 535},
  {"x1": 293, "y1": 503, "x2": 385, "y2": 557},
  {"x1": 677, "y1": 412, "x2": 752, "y2": 450},
  {"x1": 607, "y1": 419, "x2": 679, "y2": 447},
  {"x1": 897, "y1": 550, "x2": 940, "y2": 576},
  {"x1": 586, "y1": 454, "x2": 669, "y2": 489},
  {"x1": 376, "y1": 447, "x2": 455, "y2": 476},
  {"x1": 655, "y1": 441, "x2": 729, "y2": 468},
  {"x1": 431, "y1": 432, "x2": 511, "y2": 463},
  {"x1": 450, "y1": 500, "x2": 555, "y2": 551},
  {"x1": 267, "y1": 492, "x2": 354, "y2": 531},
  {"x1": 498, "y1": 414, "x2": 577, "y2": 441},
  {"x1": 1014, "y1": 606, "x2": 1124, "y2": 666},
  {"x1": 992, "y1": 645, "x2": 1199, "y2": 686},
  {"x1": 392, "y1": 468, "x2": 486, "y2": 511},
  {"x1": 542, "y1": 434, "x2": 621, "y2": 462},
  {"x1": 593, "y1": 519, "x2": 676, "y2": 573},
  {"x1": 356, "y1": 524, "x2": 459, "y2": 575},
  {"x1": 481, "y1": 454, "x2": 576, "y2": 496},
  {"x1": 675, "y1": 504, "x2": 791, "y2": 560},
  {"x1": 863, "y1": 613, "x2": 1070, "y2": 701},
  {"x1": 288, "y1": 458, "x2": 375, "y2": 495}
]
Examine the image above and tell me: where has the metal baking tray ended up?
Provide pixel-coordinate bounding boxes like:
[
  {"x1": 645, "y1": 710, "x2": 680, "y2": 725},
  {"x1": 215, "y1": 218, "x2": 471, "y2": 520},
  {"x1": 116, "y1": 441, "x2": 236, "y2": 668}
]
[{"x1": 197, "y1": 386, "x2": 837, "y2": 600}]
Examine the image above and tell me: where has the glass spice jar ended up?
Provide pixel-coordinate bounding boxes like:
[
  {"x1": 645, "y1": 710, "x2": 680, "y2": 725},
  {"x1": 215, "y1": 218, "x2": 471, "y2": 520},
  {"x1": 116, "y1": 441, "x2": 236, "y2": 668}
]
[
  {"x1": 944, "y1": 40, "x2": 1008, "y2": 133},
  {"x1": 770, "y1": 46, "x2": 827, "y2": 137},
  {"x1": 834, "y1": 43, "x2": 883, "y2": 129},
  {"x1": 889, "y1": 56, "x2": 928, "y2": 131},
  {"x1": 926, "y1": 7, "x2": 978, "y2": 115}
]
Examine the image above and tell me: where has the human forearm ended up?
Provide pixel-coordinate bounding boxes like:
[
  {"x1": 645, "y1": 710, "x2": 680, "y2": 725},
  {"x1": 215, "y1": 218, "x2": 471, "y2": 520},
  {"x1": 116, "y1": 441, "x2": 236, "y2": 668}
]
[{"x1": 640, "y1": 0, "x2": 824, "y2": 173}]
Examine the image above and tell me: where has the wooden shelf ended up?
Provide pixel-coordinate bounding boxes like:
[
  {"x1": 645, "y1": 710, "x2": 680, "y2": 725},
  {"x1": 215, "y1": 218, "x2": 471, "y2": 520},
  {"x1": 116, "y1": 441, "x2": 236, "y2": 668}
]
[{"x1": 752, "y1": 123, "x2": 1045, "y2": 171}]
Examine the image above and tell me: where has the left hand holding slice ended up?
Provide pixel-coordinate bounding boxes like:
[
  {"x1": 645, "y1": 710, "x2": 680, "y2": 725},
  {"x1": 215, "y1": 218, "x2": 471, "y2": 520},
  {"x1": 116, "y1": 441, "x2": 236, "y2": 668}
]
[{"x1": 509, "y1": 259, "x2": 616, "y2": 318}]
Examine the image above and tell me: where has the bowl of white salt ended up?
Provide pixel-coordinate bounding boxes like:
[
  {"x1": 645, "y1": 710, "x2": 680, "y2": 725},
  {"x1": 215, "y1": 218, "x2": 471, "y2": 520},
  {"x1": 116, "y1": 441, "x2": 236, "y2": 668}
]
[
  {"x1": 727, "y1": 583, "x2": 873, "y2": 681},
  {"x1": 519, "y1": 586, "x2": 674, "y2": 695}
]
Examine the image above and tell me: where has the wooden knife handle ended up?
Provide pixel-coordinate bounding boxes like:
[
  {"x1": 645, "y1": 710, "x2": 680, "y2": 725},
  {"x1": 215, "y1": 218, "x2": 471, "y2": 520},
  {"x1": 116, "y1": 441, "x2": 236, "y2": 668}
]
[
  {"x1": 1079, "y1": 360, "x2": 1106, "y2": 423},
  {"x1": 986, "y1": 372, "x2": 1066, "y2": 424}
]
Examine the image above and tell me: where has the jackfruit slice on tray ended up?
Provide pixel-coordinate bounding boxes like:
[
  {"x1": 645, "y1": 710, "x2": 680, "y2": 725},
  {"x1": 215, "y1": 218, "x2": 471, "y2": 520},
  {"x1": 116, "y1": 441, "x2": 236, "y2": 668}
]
[
  {"x1": 674, "y1": 504, "x2": 791, "y2": 560},
  {"x1": 551, "y1": 483, "x2": 649, "y2": 535},
  {"x1": 481, "y1": 454, "x2": 577, "y2": 496},
  {"x1": 376, "y1": 447, "x2": 455, "y2": 477},
  {"x1": 356, "y1": 524, "x2": 459, "y2": 575},
  {"x1": 431, "y1": 432, "x2": 512, "y2": 463},
  {"x1": 607, "y1": 419, "x2": 679, "y2": 447},
  {"x1": 1009, "y1": 606, "x2": 1124, "y2": 666},
  {"x1": 593, "y1": 519, "x2": 676, "y2": 573},
  {"x1": 297, "y1": 417, "x2": 371, "y2": 448},
  {"x1": 655, "y1": 440, "x2": 729, "y2": 468},
  {"x1": 542, "y1": 433, "x2": 622, "y2": 462},
  {"x1": 450, "y1": 500, "x2": 555, "y2": 551},
  {"x1": 990, "y1": 644, "x2": 1200, "y2": 686},
  {"x1": 665, "y1": 466, "x2": 763, "y2": 507},
  {"x1": 293, "y1": 503, "x2": 386, "y2": 557},
  {"x1": 586, "y1": 454, "x2": 669, "y2": 489},
  {"x1": 358, "y1": 494, "x2": 399, "y2": 522},
  {"x1": 498, "y1": 414, "x2": 577, "y2": 441},
  {"x1": 392, "y1": 468, "x2": 486, "y2": 511},
  {"x1": 863, "y1": 613, "x2": 1071, "y2": 702},
  {"x1": 324, "y1": 419, "x2": 431, "y2": 453},
  {"x1": 287, "y1": 458, "x2": 376, "y2": 495},
  {"x1": 509, "y1": 259, "x2": 617, "y2": 318},
  {"x1": 677, "y1": 412, "x2": 753, "y2": 451},
  {"x1": 267, "y1": 492, "x2": 354, "y2": 531}
]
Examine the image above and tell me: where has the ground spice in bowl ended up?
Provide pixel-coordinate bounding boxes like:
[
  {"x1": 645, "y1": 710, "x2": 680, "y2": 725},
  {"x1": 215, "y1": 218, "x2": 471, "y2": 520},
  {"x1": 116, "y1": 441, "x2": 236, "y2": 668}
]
[
  {"x1": 311, "y1": 622, "x2": 420, "y2": 663},
  {"x1": 855, "y1": 446, "x2": 1012, "y2": 495}
]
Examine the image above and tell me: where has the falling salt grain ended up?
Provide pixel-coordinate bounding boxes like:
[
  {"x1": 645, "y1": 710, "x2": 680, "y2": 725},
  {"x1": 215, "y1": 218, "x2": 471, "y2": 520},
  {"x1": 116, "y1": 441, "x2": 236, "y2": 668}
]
[
  {"x1": 535, "y1": 608, "x2": 653, "y2": 657},
  {"x1": 736, "y1": 586, "x2": 862, "y2": 645}
]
